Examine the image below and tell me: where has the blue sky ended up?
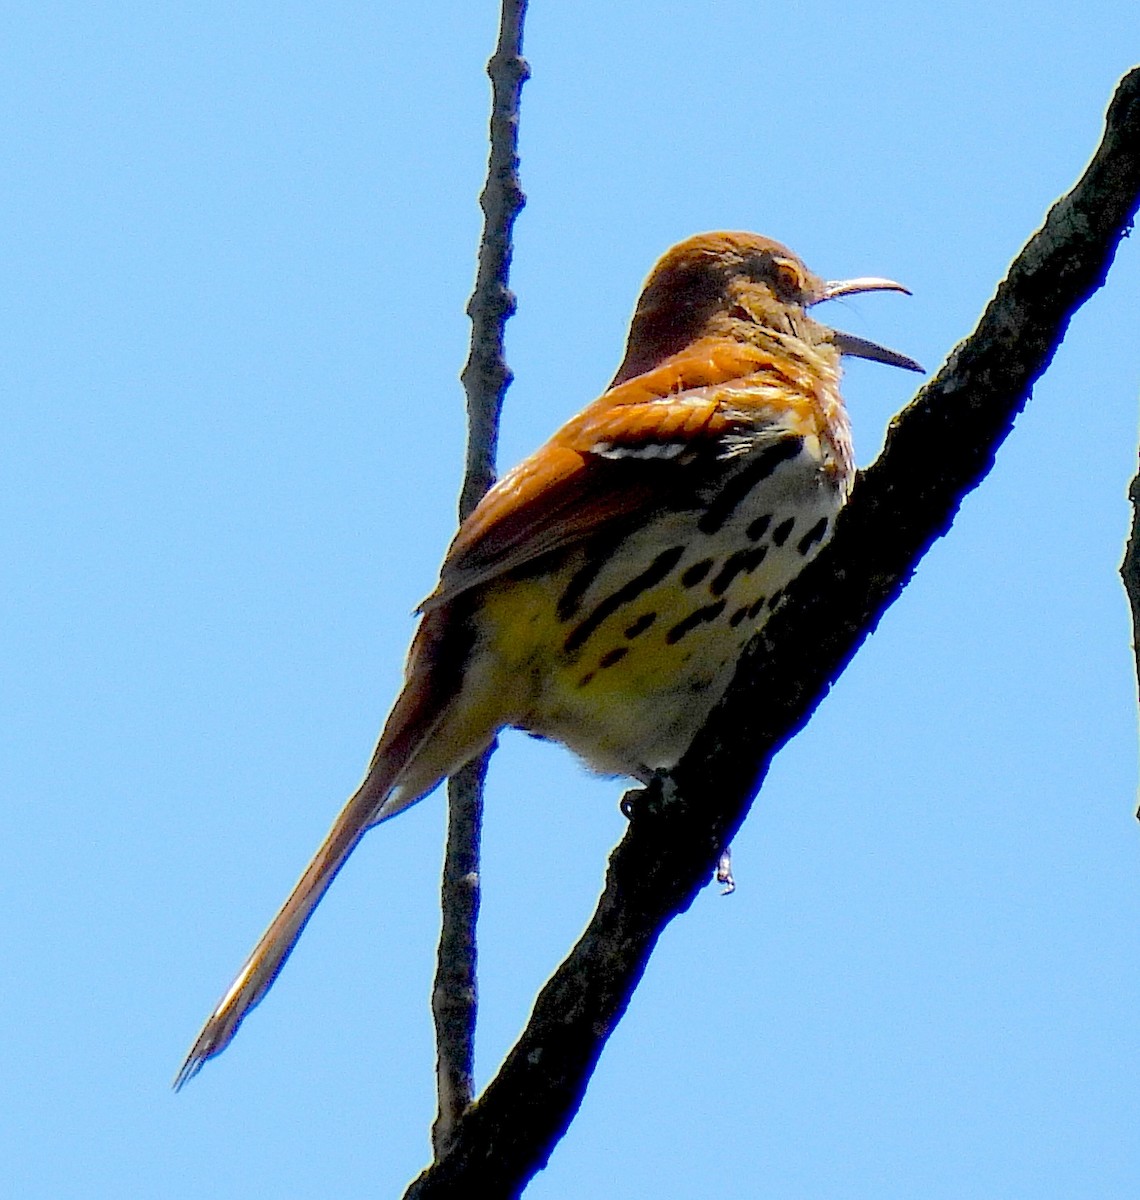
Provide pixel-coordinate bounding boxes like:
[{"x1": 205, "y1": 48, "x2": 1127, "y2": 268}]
[{"x1": 2, "y1": 4, "x2": 1138, "y2": 1197}]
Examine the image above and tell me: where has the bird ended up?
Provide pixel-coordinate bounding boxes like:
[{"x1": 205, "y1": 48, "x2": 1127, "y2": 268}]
[{"x1": 175, "y1": 231, "x2": 920, "y2": 1088}]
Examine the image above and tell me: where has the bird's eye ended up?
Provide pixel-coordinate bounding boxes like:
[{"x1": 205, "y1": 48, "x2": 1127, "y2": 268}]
[{"x1": 772, "y1": 259, "x2": 804, "y2": 295}]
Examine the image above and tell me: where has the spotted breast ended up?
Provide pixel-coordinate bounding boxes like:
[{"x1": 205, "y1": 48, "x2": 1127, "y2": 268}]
[{"x1": 460, "y1": 331, "x2": 853, "y2": 778}]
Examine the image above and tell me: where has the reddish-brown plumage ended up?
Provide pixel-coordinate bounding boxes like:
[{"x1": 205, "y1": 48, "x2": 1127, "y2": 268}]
[{"x1": 175, "y1": 232, "x2": 918, "y2": 1087}]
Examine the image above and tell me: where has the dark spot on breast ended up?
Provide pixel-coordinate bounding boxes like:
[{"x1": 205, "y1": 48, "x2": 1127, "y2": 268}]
[
  {"x1": 747, "y1": 595, "x2": 767, "y2": 619},
  {"x1": 796, "y1": 517, "x2": 829, "y2": 555},
  {"x1": 709, "y1": 546, "x2": 769, "y2": 596},
  {"x1": 598, "y1": 647, "x2": 629, "y2": 669},
  {"x1": 681, "y1": 559, "x2": 714, "y2": 587},
  {"x1": 746, "y1": 514, "x2": 772, "y2": 541},
  {"x1": 564, "y1": 545, "x2": 685, "y2": 654},
  {"x1": 665, "y1": 598, "x2": 727, "y2": 644},
  {"x1": 772, "y1": 517, "x2": 795, "y2": 546},
  {"x1": 729, "y1": 606, "x2": 750, "y2": 627},
  {"x1": 625, "y1": 612, "x2": 656, "y2": 638},
  {"x1": 697, "y1": 437, "x2": 803, "y2": 534},
  {"x1": 557, "y1": 536, "x2": 619, "y2": 621},
  {"x1": 767, "y1": 588, "x2": 784, "y2": 609},
  {"x1": 577, "y1": 671, "x2": 596, "y2": 687}
]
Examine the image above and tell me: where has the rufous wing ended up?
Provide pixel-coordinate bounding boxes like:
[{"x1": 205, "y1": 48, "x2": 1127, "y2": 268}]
[{"x1": 421, "y1": 340, "x2": 791, "y2": 610}]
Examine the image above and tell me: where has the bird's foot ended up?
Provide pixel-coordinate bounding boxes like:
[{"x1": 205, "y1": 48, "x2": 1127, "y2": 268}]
[{"x1": 716, "y1": 845, "x2": 735, "y2": 895}]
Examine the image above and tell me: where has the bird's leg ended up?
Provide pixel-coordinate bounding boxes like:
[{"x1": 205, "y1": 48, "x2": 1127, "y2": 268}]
[
  {"x1": 619, "y1": 767, "x2": 673, "y2": 820},
  {"x1": 620, "y1": 778, "x2": 735, "y2": 893}
]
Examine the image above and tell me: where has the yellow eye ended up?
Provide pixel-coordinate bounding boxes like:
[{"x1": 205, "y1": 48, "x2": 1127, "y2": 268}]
[{"x1": 772, "y1": 259, "x2": 804, "y2": 295}]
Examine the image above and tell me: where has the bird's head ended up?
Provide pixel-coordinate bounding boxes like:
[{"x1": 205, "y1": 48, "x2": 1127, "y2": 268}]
[{"x1": 613, "y1": 231, "x2": 921, "y2": 385}]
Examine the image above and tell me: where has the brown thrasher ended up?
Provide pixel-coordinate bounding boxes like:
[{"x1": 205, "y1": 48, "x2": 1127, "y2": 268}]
[{"x1": 176, "y1": 231, "x2": 919, "y2": 1087}]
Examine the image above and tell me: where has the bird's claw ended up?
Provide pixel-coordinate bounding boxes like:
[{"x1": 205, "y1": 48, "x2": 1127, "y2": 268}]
[
  {"x1": 620, "y1": 787, "x2": 647, "y2": 820},
  {"x1": 716, "y1": 846, "x2": 735, "y2": 895}
]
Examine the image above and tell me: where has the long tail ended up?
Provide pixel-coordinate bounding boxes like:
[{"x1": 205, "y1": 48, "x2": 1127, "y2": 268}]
[
  {"x1": 174, "y1": 606, "x2": 481, "y2": 1089},
  {"x1": 173, "y1": 775, "x2": 394, "y2": 1089}
]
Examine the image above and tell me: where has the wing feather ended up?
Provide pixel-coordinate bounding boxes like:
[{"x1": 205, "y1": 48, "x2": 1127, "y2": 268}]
[{"x1": 419, "y1": 340, "x2": 806, "y2": 611}]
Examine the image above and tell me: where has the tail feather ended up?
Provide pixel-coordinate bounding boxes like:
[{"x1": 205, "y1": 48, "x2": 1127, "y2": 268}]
[
  {"x1": 174, "y1": 605, "x2": 481, "y2": 1089},
  {"x1": 173, "y1": 771, "x2": 394, "y2": 1089}
]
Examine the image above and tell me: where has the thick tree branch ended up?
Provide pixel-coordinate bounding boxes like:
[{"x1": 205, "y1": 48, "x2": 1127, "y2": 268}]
[
  {"x1": 431, "y1": 0, "x2": 528, "y2": 1160},
  {"x1": 408, "y1": 66, "x2": 1140, "y2": 1199}
]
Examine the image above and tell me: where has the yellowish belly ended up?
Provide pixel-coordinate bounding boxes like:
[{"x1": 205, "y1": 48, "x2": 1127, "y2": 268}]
[{"x1": 472, "y1": 439, "x2": 845, "y2": 778}]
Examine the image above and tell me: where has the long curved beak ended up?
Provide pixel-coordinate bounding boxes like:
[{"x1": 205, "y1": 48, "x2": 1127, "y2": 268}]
[{"x1": 817, "y1": 276, "x2": 912, "y2": 301}]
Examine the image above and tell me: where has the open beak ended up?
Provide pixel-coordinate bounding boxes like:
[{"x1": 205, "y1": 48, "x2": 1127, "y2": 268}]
[{"x1": 810, "y1": 275, "x2": 923, "y2": 373}]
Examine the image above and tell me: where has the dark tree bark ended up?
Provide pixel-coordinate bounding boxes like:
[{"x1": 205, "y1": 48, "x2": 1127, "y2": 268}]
[{"x1": 406, "y1": 65, "x2": 1140, "y2": 1200}]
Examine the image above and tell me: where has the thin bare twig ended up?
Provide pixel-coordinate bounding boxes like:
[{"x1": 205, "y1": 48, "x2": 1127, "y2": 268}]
[
  {"x1": 431, "y1": 0, "x2": 529, "y2": 1161},
  {"x1": 407, "y1": 65, "x2": 1140, "y2": 1199},
  {"x1": 1120, "y1": 461, "x2": 1140, "y2": 794}
]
